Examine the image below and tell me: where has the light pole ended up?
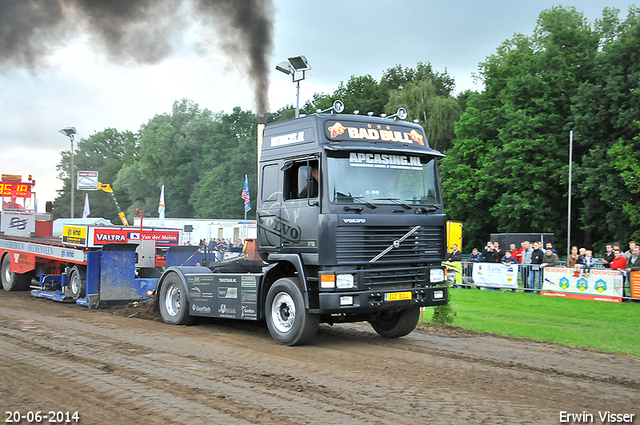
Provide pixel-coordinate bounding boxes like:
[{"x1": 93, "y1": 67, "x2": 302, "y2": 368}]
[
  {"x1": 59, "y1": 127, "x2": 77, "y2": 218},
  {"x1": 567, "y1": 130, "x2": 573, "y2": 266},
  {"x1": 276, "y1": 55, "x2": 311, "y2": 118}
]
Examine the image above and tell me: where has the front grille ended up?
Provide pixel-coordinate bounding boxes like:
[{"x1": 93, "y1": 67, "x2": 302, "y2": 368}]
[
  {"x1": 336, "y1": 225, "x2": 443, "y2": 264},
  {"x1": 363, "y1": 267, "x2": 427, "y2": 291}
]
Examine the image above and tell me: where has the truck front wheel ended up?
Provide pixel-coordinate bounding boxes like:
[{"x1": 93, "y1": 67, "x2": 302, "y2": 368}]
[
  {"x1": 265, "y1": 278, "x2": 319, "y2": 346},
  {"x1": 369, "y1": 307, "x2": 421, "y2": 338},
  {"x1": 1, "y1": 255, "x2": 32, "y2": 291},
  {"x1": 159, "y1": 274, "x2": 194, "y2": 325}
]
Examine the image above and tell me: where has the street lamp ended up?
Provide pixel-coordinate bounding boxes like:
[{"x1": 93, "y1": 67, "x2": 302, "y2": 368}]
[
  {"x1": 276, "y1": 55, "x2": 310, "y2": 118},
  {"x1": 59, "y1": 127, "x2": 77, "y2": 218}
]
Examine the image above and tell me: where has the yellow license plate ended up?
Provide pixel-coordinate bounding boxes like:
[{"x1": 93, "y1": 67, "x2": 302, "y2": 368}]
[{"x1": 384, "y1": 291, "x2": 412, "y2": 301}]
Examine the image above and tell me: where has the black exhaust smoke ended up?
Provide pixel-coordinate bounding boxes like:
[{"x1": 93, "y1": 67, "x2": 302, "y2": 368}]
[{"x1": 0, "y1": 0, "x2": 274, "y2": 115}]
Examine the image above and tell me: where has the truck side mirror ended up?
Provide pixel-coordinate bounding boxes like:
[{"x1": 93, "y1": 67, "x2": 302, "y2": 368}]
[{"x1": 297, "y1": 166, "x2": 312, "y2": 198}]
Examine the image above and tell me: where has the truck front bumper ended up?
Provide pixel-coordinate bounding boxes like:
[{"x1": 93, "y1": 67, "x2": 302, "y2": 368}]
[{"x1": 318, "y1": 285, "x2": 448, "y2": 315}]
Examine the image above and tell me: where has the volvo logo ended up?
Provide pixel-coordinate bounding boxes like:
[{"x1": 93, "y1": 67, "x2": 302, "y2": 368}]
[{"x1": 342, "y1": 218, "x2": 366, "y2": 224}]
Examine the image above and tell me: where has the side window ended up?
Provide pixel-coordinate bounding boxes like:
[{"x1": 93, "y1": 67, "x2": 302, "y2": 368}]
[
  {"x1": 284, "y1": 159, "x2": 318, "y2": 200},
  {"x1": 261, "y1": 164, "x2": 279, "y2": 202}
]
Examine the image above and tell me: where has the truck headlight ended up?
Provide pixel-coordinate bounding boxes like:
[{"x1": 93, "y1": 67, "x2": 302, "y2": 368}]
[
  {"x1": 430, "y1": 268, "x2": 445, "y2": 283},
  {"x1": 336, "y1": 274, "x2": 355, "y2": 289}
]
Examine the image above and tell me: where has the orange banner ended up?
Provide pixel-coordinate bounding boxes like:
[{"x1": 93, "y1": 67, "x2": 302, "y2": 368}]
[{"x1": 631, "y1": 271, "x2": 640, "y2": 300}]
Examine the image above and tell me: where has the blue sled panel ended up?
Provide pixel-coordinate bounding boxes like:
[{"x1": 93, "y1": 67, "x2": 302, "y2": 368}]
[
  {"x1": 99, "y1": 244, "x2": 150, "y2": 302},
  {"x1": 166, "y1": 246, "x2": 204, "y2": 267}
]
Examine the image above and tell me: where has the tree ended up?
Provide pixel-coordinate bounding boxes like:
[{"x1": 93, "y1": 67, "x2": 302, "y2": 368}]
[
  {"x1": 385, "y1": 79, "x2": 461, "y2": 152},
  {"x1": 441, "y1": 5, "x2": 611, "y2": 252},
  {"x1": 192, "y1": 107, "x2": 258, "y2": 218},
  {"x1": 122, "y1": 99, "x2": 217, "y2": 218}
]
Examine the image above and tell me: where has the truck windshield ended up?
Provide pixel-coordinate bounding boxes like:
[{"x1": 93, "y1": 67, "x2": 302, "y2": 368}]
[{"x1": 326, "y1": 152, "x2": 441, "y2": 206}]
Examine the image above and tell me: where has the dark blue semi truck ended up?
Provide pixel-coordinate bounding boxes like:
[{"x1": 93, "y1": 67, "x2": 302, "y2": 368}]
[{"x1": 155, "y1": 106, "x2": 449, "y2": 345}]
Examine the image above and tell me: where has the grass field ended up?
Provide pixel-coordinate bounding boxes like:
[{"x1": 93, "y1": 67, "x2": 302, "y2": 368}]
[{"x1": 421, "y1": 288, "x2": 640, "y2": 357}]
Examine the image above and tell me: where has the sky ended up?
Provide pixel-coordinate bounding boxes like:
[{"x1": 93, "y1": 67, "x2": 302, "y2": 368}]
[{"x1": 0, "y1": 0, "x2": 636, "y2": 211}]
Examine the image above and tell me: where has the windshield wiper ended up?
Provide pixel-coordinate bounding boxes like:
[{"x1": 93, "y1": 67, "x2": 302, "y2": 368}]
[
  {"x1": 415, "y1": 204, "x2": 439, "y2": 213},
  {"x1": 335, "y1": 192, "x2": 377, "y2": 209},
  {"x1": 373, "y1": 197, "x2": 411, "y2": 210}
]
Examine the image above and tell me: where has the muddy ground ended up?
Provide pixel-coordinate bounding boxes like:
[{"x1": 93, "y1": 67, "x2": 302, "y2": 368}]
[{"x1": 1, "y1": 290, "x2": 638, "y2": 425}]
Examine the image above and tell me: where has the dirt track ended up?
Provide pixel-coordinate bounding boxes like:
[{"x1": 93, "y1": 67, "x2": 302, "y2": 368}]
[{"x1": 1, "y1": 291, "x2": 638, "y2": 425}]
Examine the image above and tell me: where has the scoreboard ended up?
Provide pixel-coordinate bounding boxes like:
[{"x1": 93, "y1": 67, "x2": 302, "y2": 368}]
[{"x1": 0, "y1": 181, "x2": 33, "y2": 198}]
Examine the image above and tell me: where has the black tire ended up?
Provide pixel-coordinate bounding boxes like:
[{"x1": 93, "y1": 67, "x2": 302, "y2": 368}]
[
  {"x1": 1, "y1": 255, "x2": 32, "y2": 291},
  {"x1": 369, "y1": 307, "x2": 421, "y2": 338},
  {"x1": 265, "y1": 277, "x2": 319, "y2": 346},
  {"x1": 69, "y1": 265, "x2": 87, "y2": 299},
  {"x1": 158, "y1": 274, "x2": 194, "y2": 325}
]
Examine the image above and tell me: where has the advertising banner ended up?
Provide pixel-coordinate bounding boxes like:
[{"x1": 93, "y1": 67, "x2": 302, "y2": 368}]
[
  {"x1": 77, "y1": 171, "x2": 99, "y2": 191},
  {"x1": 62, "y1": 225, "x2": 88, "y2": 245},
  {"x1": 472, "y1": 262, "x2": 519, "y2": 288},
  {"x1": 630, "y1": 271, "x2": 640, "y2": 300},
  {"x1": 61, "y1": 226, "x2": 182, "y2": 248},
  {"x1": 542, "y1": 267, "x2": 623, "y2": 302},
  {"x1": 1, "y1": 211, "x2": 36, "y2": 237}
]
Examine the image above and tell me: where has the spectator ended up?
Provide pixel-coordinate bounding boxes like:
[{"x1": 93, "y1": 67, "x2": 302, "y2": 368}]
[
  {"x1": 610, "y1": 248, "x2": 627, "y2": 271},
  {"x1": 610, "y1": 248, "x2": 629, "y2": 297},
  {"x1": 484, "y1": 242, "x2": 500, "y2": 263},
  {"x1": 624, "y1": 241, "x2": 637, "y2": 263},
  {"x1": 447, "y1": 244, "x2": 462, "y2": 262},
  {"x1": 469, "y1": 248, "x2": 483, "y2": 262},
  {"x1": 577, "y1": 247, "x2": 587, "y2": 266},
  {"x1": 545, "y1": 242, "x2": 557, "y2": 254},
  {"x1": 493, "y1": 241, "x2": 502, "y2": 259},
  {"x1": 602, "y1": 244, "x2": 614, "y2": 268},
  {"x1": 626, "y1": 245, "x2": 640, "y2": 272},
  {"x1": 3, "y1": 196, "x2": 23, "y2": 210},
  {"x1": 501, "y1": 250, "x2": 519, "y2": 266},
  {"x1": 581, "y1": 250, "x2": 595, "y2": 276},
  {"x1": 520, "y1": 241, "x2": 533, "y2": 290},
  {"x1": 510, "y1": 243, "x2": 523, "y2": 264},
  {"x1": 529, "y1": 241, "x2": 545, "y2": 294},
  {"x1": 568, "y1": 245, "x2": 579, "y2": 268},
  {"x1": 542, "y1": 247, "x2": 560, "y2": 267}
]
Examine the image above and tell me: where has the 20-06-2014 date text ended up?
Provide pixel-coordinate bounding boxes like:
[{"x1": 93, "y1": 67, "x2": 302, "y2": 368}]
[{"x1": 5, "y1": 411, "x2": 79, "y2": 423}]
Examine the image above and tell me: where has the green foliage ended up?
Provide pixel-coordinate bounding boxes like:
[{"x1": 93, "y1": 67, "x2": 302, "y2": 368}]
[
  {"x1": 300, "y1": 62, "x2": 462, "y2": 154},
  {"x1": 55, "y1": 100, "x2": 259, "y2": 221},
  {"x1": 431, "y1": 296, "x2": 456, "y2": 326},
  {"x1": 608, "y1": 123, "x2": 640, "y2": 238},
  {"x1": 442, "y1": 5, "x2": 640, "y2": 253}
]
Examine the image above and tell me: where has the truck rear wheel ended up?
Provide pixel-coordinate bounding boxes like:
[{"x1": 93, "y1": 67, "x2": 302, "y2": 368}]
[
  {"x1": 265, "y1": 277, "x2": 319, "y2": 346},
  {"x1": 369, "y1": 307, "x2": 421, "y2": 338},
  {"x1": 69, "y1": 265, "x2": 87, "y2": 299},
  {"x1": 159, "y1": 274, "x2": 194, "y2": 325},
  {"x1": 1, "y1": 255, "x2": 32, "y2": 291}
]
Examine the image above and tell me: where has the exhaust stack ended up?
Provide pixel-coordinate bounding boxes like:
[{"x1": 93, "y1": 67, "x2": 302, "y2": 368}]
[{"x1": 257, "y1": 115, "x2": 266, "y2": 170}]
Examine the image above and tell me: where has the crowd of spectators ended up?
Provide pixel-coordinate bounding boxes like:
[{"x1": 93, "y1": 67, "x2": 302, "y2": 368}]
[
  {"x1": 449, "y1": 239, "x2": 640, "y2": 297},
  {"x1": 200, "y1": 238, "x2": 245, "y2": 261}
]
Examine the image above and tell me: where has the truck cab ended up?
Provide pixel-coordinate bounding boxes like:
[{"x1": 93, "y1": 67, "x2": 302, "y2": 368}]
[{"x1": 156, "y1": 108, "x2": 449, "y2": 345}]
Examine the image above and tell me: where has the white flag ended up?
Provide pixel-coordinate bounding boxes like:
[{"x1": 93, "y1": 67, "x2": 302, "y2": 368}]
[
  {"x1": 158, "y1": 185, "x2": 165, "y2": 226},
  {"x1": 82, "y1": 193, "x2": 90, "y2": 218}
]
